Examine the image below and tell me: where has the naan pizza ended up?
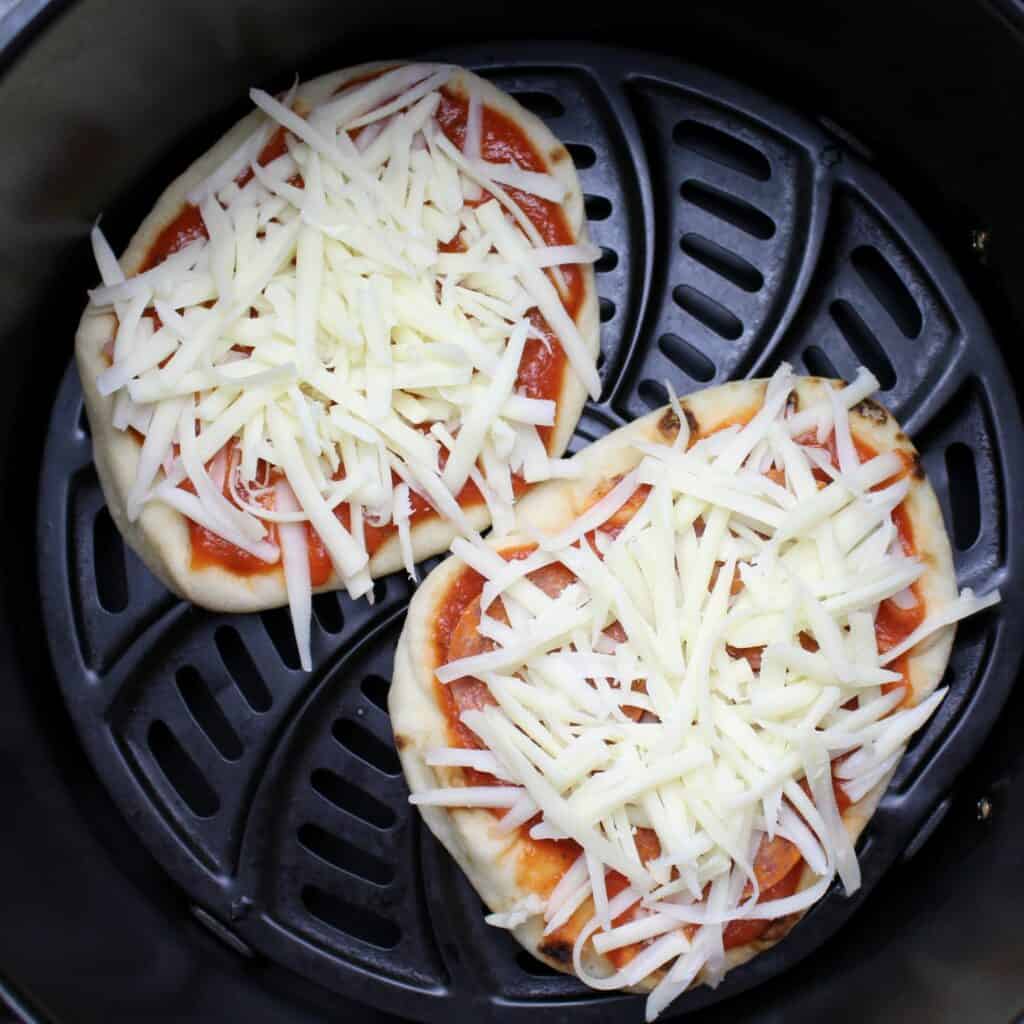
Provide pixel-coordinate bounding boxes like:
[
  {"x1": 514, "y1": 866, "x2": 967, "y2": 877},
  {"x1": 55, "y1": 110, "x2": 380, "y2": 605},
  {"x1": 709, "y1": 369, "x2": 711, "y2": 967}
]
[
  {"x1": 392, "y1": 366, "x2": 998, "y2": 1019},
  {"x1": 76, "y1": 61, "x2": 599, "y2": 667}
]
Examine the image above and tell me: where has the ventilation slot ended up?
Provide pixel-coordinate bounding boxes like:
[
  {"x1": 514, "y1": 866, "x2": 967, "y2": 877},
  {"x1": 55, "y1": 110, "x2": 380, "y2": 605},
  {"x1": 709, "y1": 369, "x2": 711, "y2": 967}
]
[
  {"x1": 658, "y1": 333, "x2": 715, "y2": 382},
  {"x1": 148, "y1": 721, "x2": 219, "y2": 817},
  {"x1": 311, "y1": 768, "x2": 396, "y2": 829},
  {"x1": 175, "y1": 666, "x2": 243, "y2": 761},
  {"x1": 360, "y1": 675, "x2": 390, "y2": 714},
  {"x1": 516, "y1": 950, "x2": 564, "y2": 978},
  {"x1": 215, "y1": 626, "x2": 271, "y2": 712},
  {"x1": 637, "y1": 379, "x2": 668, "y2": 411},
  {"x1": 302, "y1": 887, "x2": 400, "y2": 949},
  {"x1": 511, "y1": 92, "x2": 564, "y2": 120},
  {"x1": 680, "y1": 180, "x2": 775, "y2": 239},
  {"x1": 332, "y1": 720, "x2": 401, "y2": 776},
  {"x1": 299, "y1": 824, "x2": 394, "y2": 885},
  {"x1": 945, "y1": 443, "x2": 981, "y2": 549},
  {"x1": 261, "y1": 606, "x2": 300, "y2": 670},
  {"x1": 680, "y1": 234, "x2": 763, "y2": 293},
  {"x1": 851, "y1": 246, "x2": 922, "y2": 338},
  {"x1": 672, "y1": 285, "x2": 742, "y2": 340},
  {"x1": 93, "y1": 507, "x2": 128, "y2": 613},
  {"x1": 830, "y1": 300, "x2": 896, "y2": 390},
  {"x1": 672, "y1": 120, "x2": 771, "y2": 181},
  {"x1": 584, "y1": 194, "x2": 612, "y2": 222},
  {"x1": 312, "y1": 591, "x2": 345, "y2": 634},
  {"x1": 566, "y1": 143, "x2": 596, "y2": 169},
  {"x1": 599, "y1": 297, "x2": 616, "y2": 322},
  {"x1": 595, "y1": 247, "x2": 618, "y2": 273},
  {"x1": 803, "y1": 345, "x2": 839, "y2": 379}
]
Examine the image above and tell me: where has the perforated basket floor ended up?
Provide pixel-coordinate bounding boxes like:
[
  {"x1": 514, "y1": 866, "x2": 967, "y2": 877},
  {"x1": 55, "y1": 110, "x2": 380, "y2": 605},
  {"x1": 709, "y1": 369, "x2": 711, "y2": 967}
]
[{"x1": 38, "y1": 43, "x2": 1023, "y2": 1020}]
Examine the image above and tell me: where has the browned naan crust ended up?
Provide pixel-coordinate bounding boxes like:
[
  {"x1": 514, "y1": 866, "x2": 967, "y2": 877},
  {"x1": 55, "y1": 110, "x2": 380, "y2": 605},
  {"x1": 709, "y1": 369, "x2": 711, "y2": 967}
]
[
  {"x1": 75, "y1": 62, "x2": 599, "y2": 612},
  {"x1": 391, "y1": 376, "x2": 958, "y2": 993}
]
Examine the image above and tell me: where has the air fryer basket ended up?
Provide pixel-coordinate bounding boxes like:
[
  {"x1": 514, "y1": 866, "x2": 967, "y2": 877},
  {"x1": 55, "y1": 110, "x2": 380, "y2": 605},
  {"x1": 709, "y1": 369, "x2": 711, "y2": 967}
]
[{"x1": 5, "y1": 4, "x2": 1024, "y2": 1023}]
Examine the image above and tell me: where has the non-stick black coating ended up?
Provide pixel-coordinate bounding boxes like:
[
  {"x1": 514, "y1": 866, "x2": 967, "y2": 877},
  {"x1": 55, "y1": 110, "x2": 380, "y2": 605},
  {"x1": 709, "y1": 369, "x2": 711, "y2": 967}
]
[{"x1": 2, "y1": 2, "x2": 1024, "y2": 1024}]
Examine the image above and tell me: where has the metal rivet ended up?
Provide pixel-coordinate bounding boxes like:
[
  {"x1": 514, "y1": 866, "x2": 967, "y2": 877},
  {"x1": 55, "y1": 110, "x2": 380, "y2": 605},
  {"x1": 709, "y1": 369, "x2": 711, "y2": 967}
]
[
  {"x1": 821, "y1": 144, "x2": 842, "y2": 168},
  {"x1": 977, "y1": 796, "x2": 993, "y2": 821},
  {"x1": 356, "y1": 706, "x2": 365, "y2": 717},
  {"x1": 229, "y1": 896, "x2": 253, "y2": 922},
  {"x1": 970, "y1": 228, "x2": 990, "y2": 263}
]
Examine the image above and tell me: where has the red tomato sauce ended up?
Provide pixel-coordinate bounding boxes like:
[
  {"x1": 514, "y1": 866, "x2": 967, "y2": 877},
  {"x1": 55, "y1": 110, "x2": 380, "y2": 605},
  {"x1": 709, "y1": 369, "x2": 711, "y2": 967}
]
[
  {"x1": 140, "y1": 82, "x2": 583, "y2": 577},
  {"x1": 184, "y1": 452, "x2": 334, "y2": 586}
]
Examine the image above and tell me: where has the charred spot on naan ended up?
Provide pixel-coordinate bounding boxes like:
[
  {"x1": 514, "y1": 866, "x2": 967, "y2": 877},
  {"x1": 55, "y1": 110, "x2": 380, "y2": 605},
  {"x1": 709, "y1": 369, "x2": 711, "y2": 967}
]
[
  {"x1": 538, "y1": 939, "x2": 574, "y2": 964},
  {"x1": 853, "y1": 396, "x2": 889, "y2": 424},
  {"x1": 657, "y1": 405, "x2": 699, "y2": 443}
]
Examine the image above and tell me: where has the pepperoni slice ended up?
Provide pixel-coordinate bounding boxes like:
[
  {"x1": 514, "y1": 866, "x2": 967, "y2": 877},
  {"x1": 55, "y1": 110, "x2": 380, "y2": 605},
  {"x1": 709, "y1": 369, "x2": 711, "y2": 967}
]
[
  {"x1": 445, "y1": 560, "x2": 646, "y2": 726},
  {"x1": 722, "y1": 859, "x2": 804, "y2": 949},
  {"x1": 750, "y1": 833, "x2": 802, "y2": 892}
]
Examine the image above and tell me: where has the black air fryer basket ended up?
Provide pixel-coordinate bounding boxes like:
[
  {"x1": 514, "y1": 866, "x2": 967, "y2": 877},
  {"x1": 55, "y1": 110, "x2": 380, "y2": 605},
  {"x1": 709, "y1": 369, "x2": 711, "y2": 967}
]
[{"x1": 3, "y1": 3, "x2": 1024, "y2": 1022}]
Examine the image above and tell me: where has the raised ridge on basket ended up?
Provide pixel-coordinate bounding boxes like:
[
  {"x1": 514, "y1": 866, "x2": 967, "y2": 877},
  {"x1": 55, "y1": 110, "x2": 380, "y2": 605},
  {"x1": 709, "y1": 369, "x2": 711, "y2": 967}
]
[
  {"x1": 215, "y1": 625, "x2": 272, "y2": 712},
  {"x1": 680, "y1": 180, "x2": 776, "y2": 240},
  {"x1": 680, "y1": 233, "x2": 764, "y2": 293},
  {"x1": 312, "y1": 767, "x2": 397, "y2": 829},
  {"x1": 298, "y1": 822, "x2": 396, "y2": 885},
  {"x1": 301, "y1": 886, "x2": 401, "y2": 949},
  {"x1": 672, "y1": 119, "x2": 772, "y2": 182},
  {"x1": 148, "y1": 720, "x2": 220, "y2": 818},
  {"x1": 332, "y1": 717, "x2": 401, "y2": 776},
  {"x1": 175, "y1": 665, "x2": 244, "y2": 762},
  {"x1": 851, "y1": 244, "x2": 923, "y2": 339},
  {"x1": 672, "y1": 283, "x2": 743, "y2": 340},
  {"x1": 829, "y1": 298, "x2": 897, "y2": 391}
]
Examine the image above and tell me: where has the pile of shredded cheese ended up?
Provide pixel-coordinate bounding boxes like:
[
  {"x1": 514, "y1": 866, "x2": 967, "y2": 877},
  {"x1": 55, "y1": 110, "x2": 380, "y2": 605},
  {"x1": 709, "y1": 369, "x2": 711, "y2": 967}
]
[
  {"x1": 413, "y1": 364, "x2": 999, "y2": 1019},
  {"x1": 87, "y1": 63, "x2": 600, "y2": 669}
]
